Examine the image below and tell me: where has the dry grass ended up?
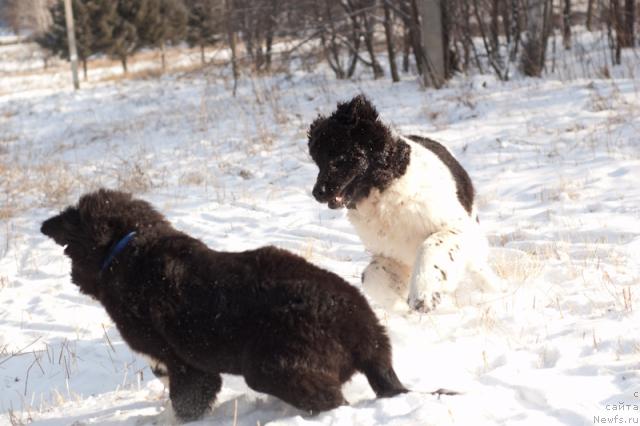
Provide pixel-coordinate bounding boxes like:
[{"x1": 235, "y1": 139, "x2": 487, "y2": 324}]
[
  {"x1": 113, "y1": 158, "x2": 155, "y2": 194},
  {"x1": 0, "y1": 43, "x2": 214, "y2": 99},
  {"x1": 97, "y1": 67, "x2": 165, "y2": 83},
  {"x1": 538, "y1": 178, "x2": 584, "y2": 202},
  {"x1": 588, "y1": 89, "x2": 616, "y2": 112},
  {"x1": 249, "y1": 74, "x2": 288, "y2": 126},
  {"x1": 421, "y1": 105, "x2": 445, "y2": 130},
  {"x1": 1, "y1": 161, "x2": 27, "y2": 220},
  {"x1": 478, "y1": 307, "x2": 498, "y2": 331},
  {"x1": 95, "y1": 61, "x2": 213, "y2": 84},
  {"x1": 178, "y1": 171, "x2": 207, "y2": 187},
  {"x1": 0, "y1": 336, "x2": 146, "y2": 423},
  {"x1": 300, "y1": 238, "x2": 316, "y2": 262},
  {"x1": 36, "y1": 165, "x2": 78, "y2": 208},
  {"x1": 0, "y1": 199, "x2": 18, "y2": 221},
  {"x1": 7, "y1": 408, "x2": 28, "y2": 426},
  {"x1": 491, "y1": 248, "x2": 545, "y2": 283},
  {"x1": 0, "y1": 158, "x2": 83, "y2": 220}
]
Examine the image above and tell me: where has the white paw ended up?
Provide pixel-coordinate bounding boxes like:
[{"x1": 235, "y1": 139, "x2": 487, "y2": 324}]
[
  {"x1": 408, "y1": 262, "x2": 448, "y2": 312},
  {"x1": 361, "y1": 258, "x2": 411, "y2": 312},
  {"x1": 407, "y1": 290, "x2": 442, "y2": 313},
  {"x1": 138, "y1": 354, "x2": 170, "y2": 390}
]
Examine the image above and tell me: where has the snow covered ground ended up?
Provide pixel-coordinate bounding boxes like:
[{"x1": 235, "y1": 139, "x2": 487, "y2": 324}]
[{"x1": 1, "y1": 42, "x2": 639, "y2": 425}]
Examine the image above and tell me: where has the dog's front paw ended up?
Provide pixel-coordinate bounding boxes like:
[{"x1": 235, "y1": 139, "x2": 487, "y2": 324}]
[
  {"x1": 134, "y1": 400, "x2": 178, "y2": 426},
  {"x1": 407, "y1": 291, "x2": 441, "y2": 313}
]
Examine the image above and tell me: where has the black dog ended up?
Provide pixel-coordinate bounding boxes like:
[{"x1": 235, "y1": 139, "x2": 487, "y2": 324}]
[{"x1": 41, "y1": 189, "x2": 407, "y2": 422}]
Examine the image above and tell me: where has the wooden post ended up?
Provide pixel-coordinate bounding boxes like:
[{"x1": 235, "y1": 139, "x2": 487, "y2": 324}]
[
  {"x1": 418, "y1": 0, "x2": 445, "y2": 88},
  {"x1": 63, "y1": 0, "x2": 79, "y2": 90}
]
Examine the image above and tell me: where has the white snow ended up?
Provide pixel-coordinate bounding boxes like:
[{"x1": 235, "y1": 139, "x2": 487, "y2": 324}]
[{"x1": 1, "y1": 40, "x2": 639, "y2": 426}]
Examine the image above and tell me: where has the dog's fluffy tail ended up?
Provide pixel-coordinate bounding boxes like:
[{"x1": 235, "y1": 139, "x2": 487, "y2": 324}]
[
  {"x1": 353, "y1": 321, "x2": 408, "y2": 398},
  {"x1": 360, "y1": 361, "x2": 408, "y2": 397}
]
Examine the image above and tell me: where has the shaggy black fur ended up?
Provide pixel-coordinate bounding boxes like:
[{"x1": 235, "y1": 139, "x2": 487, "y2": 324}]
[
  {"x1": 41, "y1": 189, "x2": 407, "y2": 422},
  {"x1": 308, "y1": 95, "x2": 410, "y2": 209},
  {"x1": 405, "y1": 135, "x2": 475, "y2": 214},
  {"x1": 308, "y1": 95, "x2": 474, "y2": 214}
]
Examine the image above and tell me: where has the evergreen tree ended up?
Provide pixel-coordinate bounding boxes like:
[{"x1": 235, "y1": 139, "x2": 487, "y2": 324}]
[
  {"x1": 184, "y1": 0, "x2": 222, "y2": 64},
  {"x1": 137, "y1": 0, "x2": 188, "y2": 69},
  {"x1": 108, "y1": 0, "x2": 142, "y2": 73},
  {"x1": 88, "y1": 0, "x2": 119, "y2": 55},
  {"x1": 36, "y1": 0, "x2": 94, "y2": 79}
]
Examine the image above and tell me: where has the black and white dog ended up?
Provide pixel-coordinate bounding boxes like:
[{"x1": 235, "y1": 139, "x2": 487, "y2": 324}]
[{"x1": 308, "y1": 95, "x2": 499, "y2": 312}]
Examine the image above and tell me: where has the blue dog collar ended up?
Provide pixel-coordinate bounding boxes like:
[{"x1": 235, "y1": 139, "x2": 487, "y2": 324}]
[{"x1": 101, "y1": 231, "x2": 136, "y2": 272}]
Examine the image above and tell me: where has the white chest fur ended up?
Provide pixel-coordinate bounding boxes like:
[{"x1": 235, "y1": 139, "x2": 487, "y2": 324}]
[{"x1": 347, "y1": 139, "x2": 473, "y2": 267}]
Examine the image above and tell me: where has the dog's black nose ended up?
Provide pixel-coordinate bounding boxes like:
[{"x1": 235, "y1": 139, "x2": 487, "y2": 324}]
[{"x1": 312, "y1": 183, "x2": 328, "y2": 200}]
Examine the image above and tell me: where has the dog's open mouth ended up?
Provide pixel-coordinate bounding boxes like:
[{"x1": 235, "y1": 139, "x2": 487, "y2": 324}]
[
  {"x1": 326, "y1": 174, "x2": 360, "y2": 209},
  {"x1": 328, "y1": 195, "x2": 347, "y2": 209},
  {"x1": 328, "y1": 185, "x2": 358, "y2": 209}
]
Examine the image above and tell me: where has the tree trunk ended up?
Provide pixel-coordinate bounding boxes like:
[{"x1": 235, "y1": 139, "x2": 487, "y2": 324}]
[
  {"x1": 362, "y1": 12, "x2": 384, "y2": 79},
  {"x1": 610, "y1": 0, "x2": 623, "y2": 63},
  {"x1": 63, "y1": 0, "x2": 79, "y2": 89},
  {"x1": 346, "y1": 45, "x2": 359, "y2": 78},
  {"x1": 265, "y1": 0, "x2": 277, "y2": 71},
  {"x1": 161, "y1": 40, "x2": 166, "y2": 71},
  {"x1": 255, "y1": 45, "x2": 264, "y2": 71},
  {"x1": 326, "y1": 39, "x2": 346, "y2": 79},
  {"x1": 265, "y1": 34, "x2": 273, "y2": 71},
  {"x1": 382, "y1": 0, "x2": 399, "y2": 82},
  {"x1": 418, "y1": 0, "x2": 446, "y2": 87},
  {"x1": 226, "y1": 0, "x2": 239, "y2": 95},
  {"x1": 502, "y1": 0, "x2": 512, "y2": 44},
  {"x1": 461, "y1": 0, "x2": 471, "y2": 71},
  {"x1": 563, "y1": 0, "x2": 571, "y2": 50},
  {"x1": 461, "y1": 0, "x2": 483, "y2": 72},
  {"x1": 83, "y1": 59, "x2": 87, "y2": 80},
  {"x1": 409, "y1": 0, "x2": 424, "y2": 75},
  {"x1": 542, "y1": 0, "x2": 554, "y2": 64},
  {"x1": 622, "y1": 0, "x2": 635, "y2": 47},
  {"x1": 521, "y1": 0, "x2": 549, "y2": 77},
  {"x1": 510, "y1": 0, "x2": 521, "y2": 61},
  {"x1": 323, "y1": 1, "x2": 347, "y2": 79},
  {"x1": 441, "y1": 1, "x2": 453, "y2": 78},
  {"x1": 402, "y1": 23, "x2": 410, "y2": 73},
  {"x1": 490, "y1": 0, "x2": 500, "y2": 54},
  {"x1": 586, "y1": 0, "x2": 594, "y2": 31},
  {"x1": 200, "y1": 44, "x2": 205, "y2": 64},
  {"x1": 345, "y1": 12, "x2": 361, "y2": 78},
  {"x1": 473, "y1": 0, "x2": 506, "y2": 79},
  {"x1": 244, "y1": 19, "x2": 254, "y2": 63},
  {"x1": 121, "y1": 56, "x2": 128, "y2": 73}
]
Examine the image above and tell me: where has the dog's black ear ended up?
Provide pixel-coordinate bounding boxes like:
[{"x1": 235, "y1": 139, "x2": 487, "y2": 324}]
[
  {"x1": 78, "y1": 188, "x2": 132, "y2": 246},
  {"x1": 333, "y1": 95, "x2": 379, "y2": 125},
  {"x1": 41, "y1": 207, "x2": 81, "y2": 246},
  {"x1": 78, "y1": 188, "x2": 132, "y2": 217},
  {"x1": 308, "y1": 114, "x2": 326, "y2": 144}
]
